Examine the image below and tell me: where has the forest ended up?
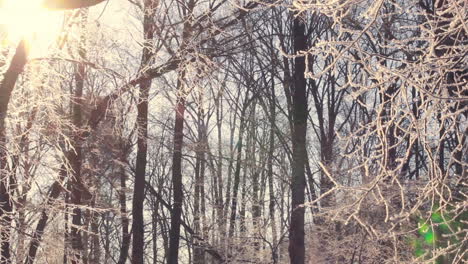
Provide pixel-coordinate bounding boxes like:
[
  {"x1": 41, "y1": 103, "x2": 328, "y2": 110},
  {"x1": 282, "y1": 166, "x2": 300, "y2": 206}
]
[{"x1": 0, "y1": 0, "x2": 466, "y2": 263}]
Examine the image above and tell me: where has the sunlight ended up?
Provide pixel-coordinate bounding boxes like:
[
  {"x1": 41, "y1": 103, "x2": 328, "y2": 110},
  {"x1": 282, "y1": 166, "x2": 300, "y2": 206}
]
[{"x1": 0, "y1": 0, "x2": 63, "y2": 56}]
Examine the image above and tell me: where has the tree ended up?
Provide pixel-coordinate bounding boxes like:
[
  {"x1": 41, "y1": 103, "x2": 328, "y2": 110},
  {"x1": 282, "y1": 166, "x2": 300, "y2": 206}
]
[
  {"x1": 288, "y1": 10, "x2": 308, "y2": 264},
  {"x1": 131, "y1": 0, "x2": 157, "y2": 262}
]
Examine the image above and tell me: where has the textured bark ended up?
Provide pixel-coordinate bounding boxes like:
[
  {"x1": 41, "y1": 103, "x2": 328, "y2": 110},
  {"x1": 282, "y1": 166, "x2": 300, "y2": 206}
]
[
  {"x1": 0, "y1": 41, "x2": 27, "y2": 128},
  {"x1": 167, "y1": 80, "x2": 186, "y2": 264},
  {"x1": 117, "y1": 164, "x2": 130, "y2": 264},
  {"x1": 131, "y1": 1, "x2": 156, "y2": 262},
  {"x1": 238, "y1": 145, "x2": 248, "y2": 233},
  {"x1": 64, "y1": 192, "x2": 69, "y2": 264},
  {"x1": 250, "y1": 104, "x2": 261, "y2": 223},
  {"x1": 267, "y1": 84, "x2": 278, "y2": 263},
  {"x1": 131, "y1": 77, "x2": 150, "y2": 264},
  {"x1": 69, "y1": 36, "x2": 86, "y2": 264},
  {"x1": 223, "y1": 107, "x2": 237, "y2": 231},
  {"x1": 228, "y1": 108, "x2": 246, "y2": 240},
  {"x1": 193, "y1": 105, "x2": 206, "y2": 264},
  {"x1": 381, "y1": 84, "x2": 397, "y2": 175},
  {"x1": 214, "y1": 94, "x2": 225, "y2": 251},
  {"x1": 0, "y1": 40, "x2": 28, "y2": 264},
  {"x1": 288, "y1": 12, "x2": 308, "y2": 264},
  {"x1": 151, "y1": 194, "x2": 160, "y2": 264},
  {"x1": 167, "y1": 0, "x2": 198, "y2": 260}
]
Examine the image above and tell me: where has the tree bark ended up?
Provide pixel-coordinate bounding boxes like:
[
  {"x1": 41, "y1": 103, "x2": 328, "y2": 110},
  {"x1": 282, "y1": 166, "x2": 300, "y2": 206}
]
[
  {"x1": 288, "y1": 11, "x2": 308, "y2": 264},
  {"x1": 228, "y1": 107, "x2": 246, "y2": 241},
  {"x1": 69, "y1": 28, "x2": 86, "y2": 264},
  {"x1": 193, "y1": 101, "x2": 206, "y2": 264},
  {"x1": 117, "y1": 163, "x2": 130, "y2": 264},
  {"x1": 131, "y1": 75, "x2": 150, "y2": 264},
  {"x1": 0, "y1": 40, "x2": 28, "y2": 264},
  {"x1": 167, "y1": 79, "x2": 186, "y2": 264},
  {"x1": 267, "y1": 82, "x2": 278, "y2": 263},
  {"x1": 132, "y1": 1, "x2": 156, "y2": 262}
]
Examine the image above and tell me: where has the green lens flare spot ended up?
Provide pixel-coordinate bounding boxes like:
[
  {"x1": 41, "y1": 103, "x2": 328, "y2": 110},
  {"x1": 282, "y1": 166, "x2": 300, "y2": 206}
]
[
  {"x1": 415, "y1": 248, "x2": 425, "y2": 257},
  {"x1": 419, "y1": 222, "x2": 429, "y2": 234},
  {"x1": 424, "y1": 231, "x2": 435, "y2": 244}
]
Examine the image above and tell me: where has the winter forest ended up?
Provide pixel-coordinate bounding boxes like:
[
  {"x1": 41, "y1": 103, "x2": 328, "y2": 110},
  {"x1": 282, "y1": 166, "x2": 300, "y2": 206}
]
[{"x1": 0, "y1": 0, "x2": 466, "y2": 263}]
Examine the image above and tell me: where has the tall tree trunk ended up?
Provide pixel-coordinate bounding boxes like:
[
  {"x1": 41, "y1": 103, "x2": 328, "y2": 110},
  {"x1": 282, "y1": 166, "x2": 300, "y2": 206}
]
[
  {"x1": 228, "y1": 107, "x2": 247, "y2": 241},
  {"x1": 90, "y1": 208, "x2": 100, "y2": 263},
  {"x1": 167, "y1": 78, "x2": 186, "y2": 264},
  {"x1": 214, "y1": 92, "x2": 225, "y2": 252},
  {"x1": 0, "y1": 39, "x2": 28, "y2": 264},
  {"x1": 193, "y1": 134, "x2": 203, "y2": 264},
  {"x1": 289, "y1": 11, "x2": 308, "y2": 264},
  {"x1": 166, "y1": 0, "x2": 198, "y2": 259},
  {"x1": 238, "y1": 146, "x2": 248, "y2": 233},
  {"x1": 131, "y1": 64, "x2": 150, "y2": 264},
  {"x1": 151, "y1": 195, "x2": 160, "y2": 264},
  {"x1": 267, "y1": 82, "x2": 278, "y2": 263},
  {"x1": 132, "y1": 1, "x2": 156, "y2": 262},
  {"x1": 412, "y1": 87, "x2": 420, "y2": 179},
  {"x1": 69, "y1": 19, "x2": 87, "y2": 262},
  {"x1": 64, "y1": 192, "x2": 69, "y2": 264},
  {"x1": 117, "y1": 163, "x2": 130, "y2": 264},
  {"x1": 81, "y1": 210, "x2": 90, "y2": 264},
  {"x1": 193, "y1": 100, "x2": 206, "y2": 264},
  {"x1": 251, "y1": 103, "x2": 261, "y2": 226}
]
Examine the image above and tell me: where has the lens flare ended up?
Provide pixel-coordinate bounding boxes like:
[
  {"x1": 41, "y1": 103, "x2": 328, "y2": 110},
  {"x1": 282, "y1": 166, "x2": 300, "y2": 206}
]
[{"x1": 0, "y1": 0, "x2": 62, "y2": 56}]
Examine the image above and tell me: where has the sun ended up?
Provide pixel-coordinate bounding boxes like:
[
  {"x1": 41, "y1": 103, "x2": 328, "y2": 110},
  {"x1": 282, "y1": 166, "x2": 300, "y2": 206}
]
[{"x1": 0, "y1": 0, "x2": 63, "y2": 56}]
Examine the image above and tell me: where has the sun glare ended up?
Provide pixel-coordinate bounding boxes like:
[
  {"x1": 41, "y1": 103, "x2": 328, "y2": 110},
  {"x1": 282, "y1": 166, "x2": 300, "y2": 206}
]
[{"x1": 0, "y1": 0, "x2": 63, "y2": 56}]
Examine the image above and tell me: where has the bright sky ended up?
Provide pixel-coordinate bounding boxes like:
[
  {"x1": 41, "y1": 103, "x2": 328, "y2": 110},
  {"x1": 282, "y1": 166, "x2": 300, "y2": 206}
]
[
  {"x1": 0, "y1": 0, "x2": 137, "y2": 58},
  {"x1": 0, "y1": 0, "x2": 63, "y2": 56}
]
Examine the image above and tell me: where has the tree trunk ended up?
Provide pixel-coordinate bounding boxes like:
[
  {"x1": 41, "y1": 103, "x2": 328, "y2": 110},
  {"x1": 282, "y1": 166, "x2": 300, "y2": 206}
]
[
  {"x1": 193, "y1": 137, "x2": 203, "y2": 264},
  {"x1": 117, "y1": 164, "x2": 130, "y2": 264},
  {"x1": 267, "y1": 82, "x2": 278, "y2": 263},
  {"x1": 288, "y1": 11, "x2": 308, "y2": 264},
  {"x1": 0, "y1": 39, "x2": 28, "y2": 264},
  {"x1": 90, "y1": 209, "x2": 100, "y2": 263},
  {"x1": 167, "y1": 78, "x2": 186, "y2": 264},
  {"x1": 132, "y1": 1, "x2": 156, "y2": 262},
  {"x1": 215, "y1": 92, "x2": 224, "y2": 245},
  {"x1": 69, "y1": 20, "x2": 87, "y2": 262},
  {"x1": 131, "y1": 74, "x2": 150, "y2": 264},
  {"x1": 151, "y1": 195, "x2": 160, "y2": 264},
  {"x1": 228, "y1": 107, "x2": 246, "y2": 241},
  {"x1": 193, "y1": 101, "x2": 206, "y2": 264},
  {"x1": 64, "y1": 192, "x2": 69, "y2": 264}
]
